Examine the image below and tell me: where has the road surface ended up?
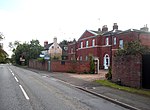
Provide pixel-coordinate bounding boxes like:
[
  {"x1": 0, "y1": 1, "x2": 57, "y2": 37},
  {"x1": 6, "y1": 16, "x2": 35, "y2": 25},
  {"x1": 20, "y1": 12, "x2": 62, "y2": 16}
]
[{"x1": 0, "y1": 64, "x2": 128, "y2": 110}]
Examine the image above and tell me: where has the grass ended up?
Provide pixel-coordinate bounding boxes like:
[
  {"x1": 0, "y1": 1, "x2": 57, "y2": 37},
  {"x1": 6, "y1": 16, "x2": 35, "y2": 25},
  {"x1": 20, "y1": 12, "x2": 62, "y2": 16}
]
[{"x1": 95, "y1": 80, "x2": 150, "y2": 97}]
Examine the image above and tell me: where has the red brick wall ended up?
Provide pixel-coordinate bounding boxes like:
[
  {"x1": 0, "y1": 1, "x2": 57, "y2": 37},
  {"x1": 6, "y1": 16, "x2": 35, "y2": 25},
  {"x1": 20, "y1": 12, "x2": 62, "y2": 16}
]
[
  {"x1": 112, "y1": 55, "x2": 142, "y2": 88},
  {"x1": 79, "y1": 30, "x2": 95, "y2": 39},
  {"x1": 29, "y1": 60, "x2": 90, "y2": 73},
  {"x1": 139, "y1": 33, "x2": 150, "y2": 47},
  {"x1": 51, "y1": 61, "x2": 90, "y2": 73},
  {"x1": 29, "y1": 60, "x2": 48, "y2": 71}
]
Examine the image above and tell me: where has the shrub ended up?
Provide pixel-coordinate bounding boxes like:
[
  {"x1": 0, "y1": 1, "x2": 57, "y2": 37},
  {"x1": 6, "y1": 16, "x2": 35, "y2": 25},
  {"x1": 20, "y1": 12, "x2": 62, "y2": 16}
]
[
  {"x1": 89, "y1": 56, "x2": 95, "y2": 74},
  {"x1": 115, "y1": 40, "x2": 150, "y2": 57},
  {"x1": 105, "y1": 66, "x2": 112, "y2": 80}
]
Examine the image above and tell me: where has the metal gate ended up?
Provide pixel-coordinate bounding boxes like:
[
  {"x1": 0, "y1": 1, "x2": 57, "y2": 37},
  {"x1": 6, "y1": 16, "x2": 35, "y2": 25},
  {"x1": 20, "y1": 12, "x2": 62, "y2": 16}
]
[{"x1": 142, "y1": 54, "x2": 150, "y2": 89}]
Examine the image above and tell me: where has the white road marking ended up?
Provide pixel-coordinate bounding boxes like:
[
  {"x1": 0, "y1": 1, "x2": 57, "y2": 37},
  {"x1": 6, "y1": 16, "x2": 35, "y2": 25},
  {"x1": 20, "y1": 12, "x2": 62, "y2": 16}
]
[
  {"x1": 14, "y1": 77, "x2": 19, "y2": 82},
  {"x1": 19, "y1": 85, "x2": 30, "y2": 100},
  {"x1": 12, "y1": 72, "x2": 14, "y2": 76}
]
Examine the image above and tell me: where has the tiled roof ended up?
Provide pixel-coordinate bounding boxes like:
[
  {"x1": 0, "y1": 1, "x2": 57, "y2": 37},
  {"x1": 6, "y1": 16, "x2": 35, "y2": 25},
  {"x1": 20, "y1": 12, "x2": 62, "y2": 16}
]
[{"x1": 44, "y1": 43, "x2": 53, "y2": 50}]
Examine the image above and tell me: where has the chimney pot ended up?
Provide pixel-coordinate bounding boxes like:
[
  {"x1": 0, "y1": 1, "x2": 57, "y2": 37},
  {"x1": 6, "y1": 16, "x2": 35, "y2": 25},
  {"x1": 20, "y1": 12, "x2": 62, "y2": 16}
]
[
  {"x1": 102, "y1": 25, "x2": 108, "y2": 32},
  {"x1": 113, "y1": 23, "x2": 118, "y2": 30},
  {"x1": 54, "y1": 37, "x2": 57, "y2": 43},
  {"x1": 44, "y1": 41, "x2": 48, "y2": 47}
]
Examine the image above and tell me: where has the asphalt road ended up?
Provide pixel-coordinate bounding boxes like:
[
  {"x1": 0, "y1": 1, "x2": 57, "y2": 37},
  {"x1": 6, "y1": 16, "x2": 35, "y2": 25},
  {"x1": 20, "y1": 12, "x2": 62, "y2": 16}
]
[{"x1": 0, "y1": 64, "x2": 128, "y2": 110}]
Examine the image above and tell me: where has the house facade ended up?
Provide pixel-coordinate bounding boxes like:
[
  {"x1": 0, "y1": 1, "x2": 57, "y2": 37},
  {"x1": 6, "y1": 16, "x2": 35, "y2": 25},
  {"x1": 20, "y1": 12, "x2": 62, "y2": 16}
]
[
  {"x1": 43, "y1": 37, "x2": 62, "y2": 60},
  {"x1": 68, "y1": 23, "x2": 150, "y2": 70}
]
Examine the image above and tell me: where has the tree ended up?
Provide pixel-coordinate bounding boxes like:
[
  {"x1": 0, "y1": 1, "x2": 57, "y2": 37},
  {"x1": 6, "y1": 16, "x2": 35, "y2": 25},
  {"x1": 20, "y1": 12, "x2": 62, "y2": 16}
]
[
  {"x1": 89, "y1": 55, "x2": 95, "y2": 74},
  {"x1": 0, "y1": 33, "x2": 8, "y2": 63},
  {"x1": 115, "y1": 40, "x2": 150, "y2": 57},
  {"x1": 0, "y1": 46, "x2": 8, "y2": 63},
  {"x1": 10, "y1": 39, "x2": 43, "y2": 65},
  {"x1": 59, "y1": 40, "x2": 69, "y2": 45}
]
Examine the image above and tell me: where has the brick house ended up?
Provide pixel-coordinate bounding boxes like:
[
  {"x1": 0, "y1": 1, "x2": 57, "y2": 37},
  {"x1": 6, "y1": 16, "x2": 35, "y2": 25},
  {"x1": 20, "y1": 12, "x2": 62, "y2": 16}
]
[{"x1": 68, "y1": 23, "x2": 150, "y2": 71}]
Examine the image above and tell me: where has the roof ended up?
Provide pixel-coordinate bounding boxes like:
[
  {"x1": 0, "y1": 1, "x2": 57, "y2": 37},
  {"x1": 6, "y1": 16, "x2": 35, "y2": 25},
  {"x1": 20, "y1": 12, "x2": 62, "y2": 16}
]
[
  {"x1": 89, "y1": 30, "x2": 103, "y2": 35},
  {"x1": 102, "y1": 29, "x2": 122, "y2": 36},
  {"x1": 116, "y1": 29, "x2": 150, "y2": 35},
  {"x1": 44, "y1": 43, "x2": 53, "y2": 50}
]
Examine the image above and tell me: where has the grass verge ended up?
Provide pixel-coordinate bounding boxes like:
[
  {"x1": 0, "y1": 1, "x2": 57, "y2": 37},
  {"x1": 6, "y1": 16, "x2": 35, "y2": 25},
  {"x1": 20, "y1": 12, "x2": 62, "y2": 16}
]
[{"x1": 95, "y1": 80, "x2": 150, "y2": 97}]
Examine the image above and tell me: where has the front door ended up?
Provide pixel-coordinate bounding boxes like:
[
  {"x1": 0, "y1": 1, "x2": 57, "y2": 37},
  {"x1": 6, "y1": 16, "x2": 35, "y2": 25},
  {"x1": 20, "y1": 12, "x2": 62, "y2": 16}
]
[{"x1": 104, "y1": 54, "x2": 110, "y2": 69}]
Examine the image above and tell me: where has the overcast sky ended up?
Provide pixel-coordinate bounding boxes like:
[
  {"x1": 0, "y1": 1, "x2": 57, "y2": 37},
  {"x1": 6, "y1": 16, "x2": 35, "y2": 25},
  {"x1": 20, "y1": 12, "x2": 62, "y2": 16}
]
[{"x1": 0, "y1": 0, "x2": 150, "y2": 56}]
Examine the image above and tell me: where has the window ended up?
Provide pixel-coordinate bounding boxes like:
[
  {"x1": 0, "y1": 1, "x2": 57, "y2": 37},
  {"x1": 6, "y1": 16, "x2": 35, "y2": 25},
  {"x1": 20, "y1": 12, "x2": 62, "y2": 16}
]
[
  {"x1": 64, "y1": 46, "x2": 68, "y2": 50},
  {"x1": 80, "y1": 56, "x2": 82, "y2": 61},
  {"x1": 80, "y1": 42, "x2": 83, "y2": 48},
  {"x1": 86, "y1": 40, "x2": 89, "y2": 47},
  {"x1": 85, "y1": 56, "x2": 88, "y2": 61},
  {"x1": 71, "y1": 48, "x2": 73, "y2": 53},
  {"x1": 114, "y1": 37, "x2": 116, "y2": 45},
  {"x1": 92, "y1": 39, "x2": 95, "y2": 46},
  {"x1": 105, "y1": 38, "x2": 109, "y2": 45},
  {"x1": 119, "y1": 40, "x2": 123, "y2": 49}
]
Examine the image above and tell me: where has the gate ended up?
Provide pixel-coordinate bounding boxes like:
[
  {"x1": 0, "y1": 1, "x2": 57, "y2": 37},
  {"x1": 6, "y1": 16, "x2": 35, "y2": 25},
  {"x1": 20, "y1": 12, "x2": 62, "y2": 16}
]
[{"x1": 142, "y1": 54, "x2": 150, "y2": 89}]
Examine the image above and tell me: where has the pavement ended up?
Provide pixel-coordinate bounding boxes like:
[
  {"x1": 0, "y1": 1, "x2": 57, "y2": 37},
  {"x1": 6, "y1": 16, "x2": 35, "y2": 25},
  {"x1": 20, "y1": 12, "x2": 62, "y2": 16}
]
[{"x1": 26, "y1": 68, "x2": 150, "y2": 110}]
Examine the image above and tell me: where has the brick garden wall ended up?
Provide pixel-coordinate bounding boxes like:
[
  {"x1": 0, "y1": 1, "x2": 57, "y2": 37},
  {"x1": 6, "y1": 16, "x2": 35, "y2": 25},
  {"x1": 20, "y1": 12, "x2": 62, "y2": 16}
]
[
  {"x1": 112, "y1": 55, "x2": 142, "y2": 88},
  {"x1": 51, "y1": 61, "x2": 90, "y2": 73},
  {"x1": 29, "y1": 60, "x2": 48, "y2": 71},
  {"x1": 29, "y1": 60, "x2": 90, "y2": 73}
]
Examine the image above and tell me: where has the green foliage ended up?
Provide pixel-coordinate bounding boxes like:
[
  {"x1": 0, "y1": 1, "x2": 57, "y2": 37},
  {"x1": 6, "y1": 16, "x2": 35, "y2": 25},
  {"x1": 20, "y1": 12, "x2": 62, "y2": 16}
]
[
  {"x1": 95, "y1": 80, "x2": 150, "y2": 97},
  {"x1": 115, "y1": 40, "x2": 150, "y2": 57},
  {"x1": 52, "y1": 56, "x2": 60, "y2": 60},
  {"x1": 0, "y1": 48, "x2": 8, "y2": 63},
  {"x1": 59, "y1": 40, "x2": 69, "y2": 45},
  {"x1": 89, "y1": 56, "x2": 95, "y2": 74},
  {"x1": 10, "y1": 39, "x2": 44, "y2": 65},
  {"x1": 37, "y1": 57, "x2": 44, "y2": 62},
  {"x1": 105, "y1": 67, "x2": 112, "y2": 80}
]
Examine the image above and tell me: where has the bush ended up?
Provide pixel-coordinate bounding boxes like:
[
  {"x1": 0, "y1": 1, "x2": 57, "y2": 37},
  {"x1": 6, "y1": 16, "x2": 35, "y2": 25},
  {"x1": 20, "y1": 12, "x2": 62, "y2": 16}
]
[
  {"x1": 37, "y1": 58, "x2": 44, "y2": 62},
  {"x1": 105, "y1": 67, "x2": 112, "y2": 80},
  {"x1": 89, "y1": 56, "x2": 95, "y2": 74},
  {"x1": 115, "y1": 40, "x2": 150, "y2": 57}
]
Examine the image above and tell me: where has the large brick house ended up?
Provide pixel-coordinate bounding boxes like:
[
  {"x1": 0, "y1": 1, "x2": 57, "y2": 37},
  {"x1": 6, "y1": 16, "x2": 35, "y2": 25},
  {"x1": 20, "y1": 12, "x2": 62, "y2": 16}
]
[{"x1": 68, "y1": 23, "x2": 150, "y2": 71}]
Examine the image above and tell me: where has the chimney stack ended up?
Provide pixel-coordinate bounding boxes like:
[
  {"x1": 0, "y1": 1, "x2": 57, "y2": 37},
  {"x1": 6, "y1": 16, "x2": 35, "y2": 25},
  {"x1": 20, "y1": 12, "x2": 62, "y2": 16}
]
[
  {"x1": 140, "y1": 24, "x2": 149, "y2": 32},
  {"x1": 113, "y1": 23, "x2": 118, "y2": 30},
  {"x1": 102, "y1": 25, "x2": 108, "y2": 32},
  {"x1": 44, "y1": 41, "x2": 48, "y2": 47},
  {"x1": 53, "y1": 37, "x2": 57, "y2": 43},
  {"x1": 98, "y1": 28, "x2": 101, "y2": 32}
]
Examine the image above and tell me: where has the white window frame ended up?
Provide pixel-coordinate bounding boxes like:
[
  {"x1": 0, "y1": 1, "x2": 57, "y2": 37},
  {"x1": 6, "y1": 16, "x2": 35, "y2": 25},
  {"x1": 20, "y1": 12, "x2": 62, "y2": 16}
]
[
  {"x1": 80, "y1": 56, "x2": 82, "y2": 61},
  {"x1": 71, "y1": 48, "x2": 73, "y2": 54},
  {"x1": 114, "y1": 37, "x2": 116, "y2": 45},
  {"x1": 80, "y1": 42, "x2": 83, "y2": 48},
  {"x1": 92, "y1": 39, "x2": 95, "y2": 46},
  {"x1": 119, "y1": 40, "x2": 123, "y2": 49},
  {"x1": 105, "y1": 38, "x2": 109, "y2": 46},
  {"x1": 85, "y1": 56, "x2": 88, "y2": 61},
  {"x1": 86, "y1": 40, "x2": 89, "y2": 47}
]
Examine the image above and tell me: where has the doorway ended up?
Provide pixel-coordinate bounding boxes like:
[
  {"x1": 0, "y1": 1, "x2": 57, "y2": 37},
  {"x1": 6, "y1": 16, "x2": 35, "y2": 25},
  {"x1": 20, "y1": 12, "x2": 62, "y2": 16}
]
[
  {"x1": 142, "y1": 54, "x2": 150, "y2": 89},
  {"x1": 104, "y1": 54, "x2": 110, "y2": 69}
]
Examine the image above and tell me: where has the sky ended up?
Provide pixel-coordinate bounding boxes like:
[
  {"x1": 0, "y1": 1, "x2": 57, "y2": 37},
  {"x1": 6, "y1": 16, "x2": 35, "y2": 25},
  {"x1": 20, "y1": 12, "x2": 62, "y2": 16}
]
[{"x1": 0, "y1": 0, "x2": 150, "y2": 56}]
